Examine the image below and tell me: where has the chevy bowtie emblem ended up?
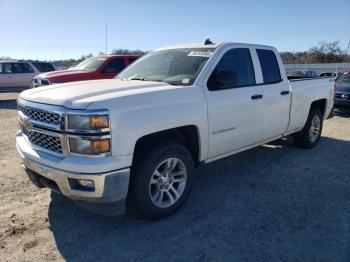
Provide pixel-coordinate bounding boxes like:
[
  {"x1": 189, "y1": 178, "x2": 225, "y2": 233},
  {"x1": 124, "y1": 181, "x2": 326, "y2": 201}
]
[{"x1": 22, "y1": 116, "x2": 33, "y2": 130}]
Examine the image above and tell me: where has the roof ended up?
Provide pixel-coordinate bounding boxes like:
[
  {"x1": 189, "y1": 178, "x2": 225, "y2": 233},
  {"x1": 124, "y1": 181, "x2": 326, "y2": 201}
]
[
  {"x1": 155, "y1": 42, "x2": 224, "y2": 51},
  {"x1": 154, "y1": 41, "x2": 275, "y2": 51},
  {"x1": 106, "y1": 54, "x2": 140, "y2": 57}
]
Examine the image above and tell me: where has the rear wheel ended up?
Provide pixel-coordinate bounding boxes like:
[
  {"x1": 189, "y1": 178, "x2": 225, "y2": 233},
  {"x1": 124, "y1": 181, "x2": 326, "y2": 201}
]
[
  {"x1": 128, "y1": 141, "x2": 194, "y2": 219},
  {"x1": 293, "y1": 107, "x2": 323, "y2": 149}
]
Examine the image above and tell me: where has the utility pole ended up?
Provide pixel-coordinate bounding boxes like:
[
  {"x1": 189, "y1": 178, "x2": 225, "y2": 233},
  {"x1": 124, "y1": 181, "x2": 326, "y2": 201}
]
[{"x1": 105, "y1": 25, "x2": 108, "y2": 55}]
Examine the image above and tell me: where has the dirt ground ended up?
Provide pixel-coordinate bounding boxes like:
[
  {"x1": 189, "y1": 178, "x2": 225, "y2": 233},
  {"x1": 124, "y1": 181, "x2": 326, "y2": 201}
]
[{"x1": 0, "y1": 92, "x2": 350, "y2": 262}]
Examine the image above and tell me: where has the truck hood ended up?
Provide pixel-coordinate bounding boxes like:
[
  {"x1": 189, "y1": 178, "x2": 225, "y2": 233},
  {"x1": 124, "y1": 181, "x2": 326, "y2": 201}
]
[{"x1": 20, "y1": 79, "x2": 174, "y2": 109}]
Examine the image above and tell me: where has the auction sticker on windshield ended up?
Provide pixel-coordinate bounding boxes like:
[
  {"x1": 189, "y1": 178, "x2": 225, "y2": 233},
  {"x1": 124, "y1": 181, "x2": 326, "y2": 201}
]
[{"x1": 188, "y1": 51, "x2": 213, "y2": 57}]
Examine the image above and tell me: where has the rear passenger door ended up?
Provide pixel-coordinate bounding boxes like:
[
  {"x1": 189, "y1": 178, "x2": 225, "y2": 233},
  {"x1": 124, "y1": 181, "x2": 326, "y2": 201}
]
[
  {"x1": 101, "y1": 58, "x2": 126, "y2": 78},
  {"x1": 0, "y1": 63, "x2": 16, "y2": 88},
  {"x1": 204, "y1": 47, "x2": 264, "y2": 158},
  {"x1": 255, "y1": 49, "x2": 291, "y2": 140},
  {"x1": 13, "y1": 63, "x2": 36, "y2": 87}
]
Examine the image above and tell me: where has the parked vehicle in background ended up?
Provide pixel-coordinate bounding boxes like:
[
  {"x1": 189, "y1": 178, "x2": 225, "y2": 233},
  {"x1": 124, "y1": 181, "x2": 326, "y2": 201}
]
[
  {"x1": 287, "y1": 70, "x2": 319, "y2": 79},
  {"x1": 32, "y1": 55, "x2": 140, "y2": 88},
  {"x1": 16, "y1": 41, "x2": 334, "y2": 219},
  {"x1": 334, "y1": 71, "x2": 350, "y2": 109},
  {"x1": 320, "y1": 72, "x2": 336, "y2": 77},
  {"x1": 0, "y1": 61, "x2": 55, "y2": 91}
]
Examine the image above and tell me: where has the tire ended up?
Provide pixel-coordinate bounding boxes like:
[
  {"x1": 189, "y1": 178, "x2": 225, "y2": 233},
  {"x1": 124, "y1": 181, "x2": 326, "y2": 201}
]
[
  {"x1": 293, "y1": 107, "x2": 323, "y2": 149},
  {"x1": 128, "y1": 140, "x2": 194, "y2": 219}
]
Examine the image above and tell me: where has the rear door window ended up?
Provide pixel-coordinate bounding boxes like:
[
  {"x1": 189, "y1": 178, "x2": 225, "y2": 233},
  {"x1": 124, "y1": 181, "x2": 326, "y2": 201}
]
[
  {"x1": 13, "y1": 63, "x2": 34, "y2": 73},
  {"x1": 257, "y1": 49, "x2": 282, "y2": 84},
  {"x1": 102, "y1": 58, "x2": 126, "y2": 73}
]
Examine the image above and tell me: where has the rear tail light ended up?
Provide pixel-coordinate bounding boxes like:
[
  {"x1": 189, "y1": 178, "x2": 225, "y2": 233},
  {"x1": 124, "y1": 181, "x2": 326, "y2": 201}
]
[{"x1": 333, "y1": 84, "x2": 336, "y2": 101}]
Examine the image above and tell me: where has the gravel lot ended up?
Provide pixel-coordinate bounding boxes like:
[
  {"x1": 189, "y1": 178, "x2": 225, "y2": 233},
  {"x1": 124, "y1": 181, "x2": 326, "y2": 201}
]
[{"x1": 0, "y1": 92, "x2": 350, "y2": 262}]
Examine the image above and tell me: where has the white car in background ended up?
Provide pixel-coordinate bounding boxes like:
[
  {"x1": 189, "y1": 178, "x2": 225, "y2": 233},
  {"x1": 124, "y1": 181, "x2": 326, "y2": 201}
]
[{"x1": 0, "y1": 61, "x2": 55, "y2": 92}]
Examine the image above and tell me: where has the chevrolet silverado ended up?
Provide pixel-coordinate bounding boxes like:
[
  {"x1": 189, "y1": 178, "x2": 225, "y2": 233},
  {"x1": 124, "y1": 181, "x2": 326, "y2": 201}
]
[{"x1": 16, "y1": 41, "x2": 334, "y2": 219}]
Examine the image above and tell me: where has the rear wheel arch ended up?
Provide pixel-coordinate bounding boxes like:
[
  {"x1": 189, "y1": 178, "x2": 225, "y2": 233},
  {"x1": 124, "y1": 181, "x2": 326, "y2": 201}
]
[{"x1": 310, "y1": 98, "x2": 327, "y2": 118}]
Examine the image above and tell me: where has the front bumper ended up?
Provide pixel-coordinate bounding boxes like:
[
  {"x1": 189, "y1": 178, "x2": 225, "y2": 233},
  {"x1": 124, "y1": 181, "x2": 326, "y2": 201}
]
[
  {"x1": 20, "y1": 155, "x2": 130, "y2": 203},
  {"x1": 16, "y1": 132, "x2": 131, "y2": 204}
]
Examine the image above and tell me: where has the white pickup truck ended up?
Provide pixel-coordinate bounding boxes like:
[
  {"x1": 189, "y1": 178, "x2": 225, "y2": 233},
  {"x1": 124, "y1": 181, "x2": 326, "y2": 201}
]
[{"x1": 16, "y1": 41, "x2": 334, "y2": 219}]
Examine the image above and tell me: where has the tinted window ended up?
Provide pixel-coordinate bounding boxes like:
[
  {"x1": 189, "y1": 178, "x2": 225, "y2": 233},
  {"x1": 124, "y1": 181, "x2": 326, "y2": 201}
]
[
  {"x1": 13, "y1": 63, "x2": 34, "y2": 73},
  {"x1": 128, "y1": 57, "x2": 138, "y2": 64},
  {"x1": 0, "y1": 63, "x2": 14, "y2": 74},
  {"x1": 32, "y1": 62, "x2": 55, "y2": 72},
  {"x1": 207, "y1": 48, "x2": 255, "y2": 91},
  {"x1": 257, "y1": 49, "x2": 281, "y2": 84},
  {"x1": 103, "y1": 58, "x2": 125, "y2": 73}
]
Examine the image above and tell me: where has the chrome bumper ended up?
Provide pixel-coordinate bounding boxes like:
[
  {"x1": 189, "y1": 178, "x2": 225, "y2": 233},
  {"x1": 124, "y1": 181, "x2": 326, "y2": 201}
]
[{"x1": 20, "y1": 155, "x2": 130, "y2": 204}]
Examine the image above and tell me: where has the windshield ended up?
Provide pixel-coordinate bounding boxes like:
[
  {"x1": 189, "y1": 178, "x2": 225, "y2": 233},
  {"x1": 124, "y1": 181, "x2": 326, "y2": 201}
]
[
  {"x1": 336, "y1": 73, "x2": 350, "y2": 84},
  {"x1": 117, "y1": 48, "x2": 215, "y2": 86},
  {"x1": 71, "y1": 57, "x2": 106, "y2": 71}
]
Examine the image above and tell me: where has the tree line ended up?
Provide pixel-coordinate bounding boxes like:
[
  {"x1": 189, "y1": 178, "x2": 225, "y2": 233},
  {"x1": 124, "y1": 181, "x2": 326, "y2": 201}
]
[
  {"x1": 2, "y1": 41, "x2": 349, "y2": 69},
  {"x1": 280, "y1": 41, "x2": 350, "y2": 64}
]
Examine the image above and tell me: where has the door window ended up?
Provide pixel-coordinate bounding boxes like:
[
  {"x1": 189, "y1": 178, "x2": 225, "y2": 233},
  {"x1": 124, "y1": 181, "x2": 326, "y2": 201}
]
[
  {"x1": 207, "y1": 48, "x2": 255, "y2": 91},
  {"x1": 0, "y1": 63, "x2": 14, "y2": 74},
  {"x1": 256, "y1": 49, "x2": 282, "y2": 84},
  {"x1": 102, "y1": 58, "x2": 125, "y2": 73},
  {"x1": 128, "y1": 57, "x2": 138, "y2": 64}
]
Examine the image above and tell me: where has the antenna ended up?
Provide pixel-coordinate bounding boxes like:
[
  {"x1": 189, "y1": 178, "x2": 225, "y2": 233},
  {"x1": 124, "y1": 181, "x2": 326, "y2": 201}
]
[
  {"x1": 105, "y1": 25, "x2": 108, "y2": 55},
  {"x1": 204, "y1": 38, "x2": 213, "y2": 45}
]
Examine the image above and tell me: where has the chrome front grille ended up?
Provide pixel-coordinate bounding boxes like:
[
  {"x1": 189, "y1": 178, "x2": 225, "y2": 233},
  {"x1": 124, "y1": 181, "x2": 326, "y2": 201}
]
[
  {"x1": 17, "y1": 98, "x2": 110, "y2": 158},
  {"x1": 18, "y1": 104, "x2": 61, "y2": 125},
  {"x1": 22, "y1": 127, "x2": 63, "y2": 154}
]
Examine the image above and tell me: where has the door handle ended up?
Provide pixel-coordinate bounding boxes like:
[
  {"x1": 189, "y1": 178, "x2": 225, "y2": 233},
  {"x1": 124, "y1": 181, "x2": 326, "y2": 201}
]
[
  {"x1": 251, "y1": 94, "x2": 263, "y2": 100},
  {"x1": 8, "y1": 76, "x2": 13, "y2": 78},
  {"x1": 280, "y1": 90, "x2": 290, "y2": 95}
]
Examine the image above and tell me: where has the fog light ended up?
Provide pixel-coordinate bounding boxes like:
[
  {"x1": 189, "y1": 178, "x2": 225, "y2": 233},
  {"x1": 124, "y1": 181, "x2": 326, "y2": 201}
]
[
  {"x1": 68, "y1": 178, "x2": 95, "y2": 192},
  {"x1": 78, "y1": 179, "x2": 94, "y2": 188}
]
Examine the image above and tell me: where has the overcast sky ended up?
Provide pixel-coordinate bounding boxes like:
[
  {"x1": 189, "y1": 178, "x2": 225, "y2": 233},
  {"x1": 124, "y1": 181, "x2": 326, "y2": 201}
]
[{"x1": 1, "y1": 0, "x2": 349, "y2": 60}]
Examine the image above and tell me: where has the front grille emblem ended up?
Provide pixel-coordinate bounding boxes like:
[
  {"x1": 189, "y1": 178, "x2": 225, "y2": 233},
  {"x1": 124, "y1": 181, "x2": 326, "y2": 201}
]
[{"x1": 22, "y1": 116, "x2": 33, "y2": 130}]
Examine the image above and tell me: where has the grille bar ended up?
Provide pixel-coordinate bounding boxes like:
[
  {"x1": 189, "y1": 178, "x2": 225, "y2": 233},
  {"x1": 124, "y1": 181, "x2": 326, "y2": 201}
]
[
  {"x1": 22, "y1": 127, "x2": 63, "y2": 154},
  {"x1": 18, "y1": 104, "x2": 61, "y2": 125}
]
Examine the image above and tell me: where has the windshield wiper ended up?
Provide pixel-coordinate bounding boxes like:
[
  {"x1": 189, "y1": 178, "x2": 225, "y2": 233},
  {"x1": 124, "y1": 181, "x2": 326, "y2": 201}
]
[{"x1": 126, "y1": 77, "x2": 174, "y2": 85}]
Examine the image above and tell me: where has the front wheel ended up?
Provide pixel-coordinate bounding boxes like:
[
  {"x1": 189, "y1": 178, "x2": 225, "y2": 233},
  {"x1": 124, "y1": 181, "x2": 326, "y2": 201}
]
[
  {"x1": 128, "y1": 141, "x2": 194, "y2": 219},
  {"x1": 293, "y1": 107, "x2": 323, "y2": 149}
]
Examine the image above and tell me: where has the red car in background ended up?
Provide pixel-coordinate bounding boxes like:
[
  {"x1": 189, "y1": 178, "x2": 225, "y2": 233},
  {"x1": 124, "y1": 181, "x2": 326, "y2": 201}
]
[{"x1": 32, "y1": 55, "x2": 139, "y2": 87}]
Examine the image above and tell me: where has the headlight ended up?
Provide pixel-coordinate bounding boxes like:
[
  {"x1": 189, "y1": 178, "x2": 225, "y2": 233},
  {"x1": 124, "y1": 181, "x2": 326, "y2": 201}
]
[
  {"x1": 67, "y1": 113, "x2": 109, "y2": 131},
  {"x1": 69, "y1": 137, "x2": 110, "y2": 155}
]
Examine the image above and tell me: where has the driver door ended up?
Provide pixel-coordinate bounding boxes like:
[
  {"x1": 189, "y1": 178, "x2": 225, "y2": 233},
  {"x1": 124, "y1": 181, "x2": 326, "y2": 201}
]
[{"x1": 204, "y1": 48, "x2": 264, "y2": 158}]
